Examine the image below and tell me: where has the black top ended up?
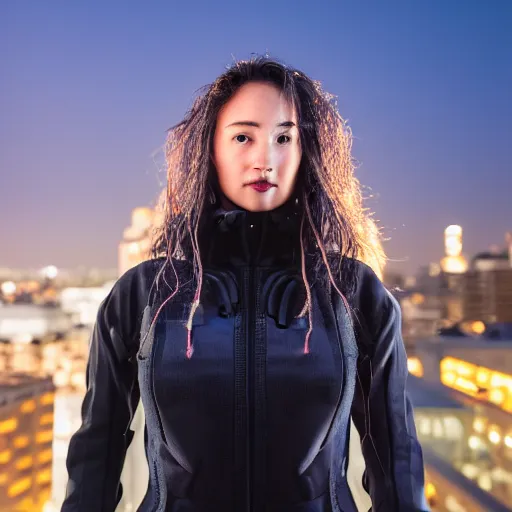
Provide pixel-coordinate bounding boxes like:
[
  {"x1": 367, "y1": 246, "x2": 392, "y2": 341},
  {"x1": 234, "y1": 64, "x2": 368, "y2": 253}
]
[{"x1": 62, "y1": 204, "x2": 430, "y2": 512}]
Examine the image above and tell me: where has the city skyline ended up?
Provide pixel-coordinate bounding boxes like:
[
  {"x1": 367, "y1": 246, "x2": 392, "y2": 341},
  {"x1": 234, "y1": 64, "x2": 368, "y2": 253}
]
[{"x1": 2, "y1": 1, "x2": 511, "y2": 274}]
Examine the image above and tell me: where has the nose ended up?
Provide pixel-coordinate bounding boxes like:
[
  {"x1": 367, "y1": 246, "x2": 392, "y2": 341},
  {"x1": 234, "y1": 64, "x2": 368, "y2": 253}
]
[{"x1": 251, "y1": 139, "x2": 274, "y2": 172}]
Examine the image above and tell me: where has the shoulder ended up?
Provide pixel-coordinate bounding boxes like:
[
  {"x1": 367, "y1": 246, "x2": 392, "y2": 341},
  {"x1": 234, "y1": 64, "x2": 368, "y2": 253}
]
[
  {"x1": 97, "y1": 258, "x2": 168, "y2": 349},
  {"x1": 113, "y1": 257, "x2": 168, "y2": 297},
  {"x1": 343, "y1": 258, "x2": 397, "y2": 352}
]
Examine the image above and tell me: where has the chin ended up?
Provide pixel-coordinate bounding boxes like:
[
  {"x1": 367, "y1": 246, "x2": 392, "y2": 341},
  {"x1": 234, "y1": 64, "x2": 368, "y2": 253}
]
[
  {"x1": 240, "y1": 200, "x2": 286, "y2": 213},
  {"x1": 224, "y1": 192, "x2": 287, "y2": 213}
]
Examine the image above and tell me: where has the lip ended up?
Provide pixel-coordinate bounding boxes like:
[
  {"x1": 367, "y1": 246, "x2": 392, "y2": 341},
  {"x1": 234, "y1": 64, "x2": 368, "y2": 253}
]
[{"x1": 247, "y1": 180, "x2": 276, "y2": 193}]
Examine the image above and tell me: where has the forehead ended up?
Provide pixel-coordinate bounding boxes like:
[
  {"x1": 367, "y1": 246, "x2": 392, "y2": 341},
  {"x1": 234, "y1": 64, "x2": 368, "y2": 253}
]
[{"x1": 217, "y1": 81, "x2": 297, "y2": 125}]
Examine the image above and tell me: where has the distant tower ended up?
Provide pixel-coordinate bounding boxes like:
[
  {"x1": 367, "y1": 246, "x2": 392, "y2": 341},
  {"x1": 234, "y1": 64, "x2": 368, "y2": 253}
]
[
  {"x1": 118, "y1": 207, "x2": 155, "y2": 276},
  {"x1": 440, "y1": 225, "x2": 468, "y2": 274},
  {"x1": 506, "y1": 231, "x2": 512, "y2": 268}
]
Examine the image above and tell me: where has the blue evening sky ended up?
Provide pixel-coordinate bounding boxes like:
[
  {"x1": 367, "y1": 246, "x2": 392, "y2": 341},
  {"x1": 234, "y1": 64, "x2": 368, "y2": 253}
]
[{"x1": 1, "y1": 1, "x2": 511, "y2": 274}]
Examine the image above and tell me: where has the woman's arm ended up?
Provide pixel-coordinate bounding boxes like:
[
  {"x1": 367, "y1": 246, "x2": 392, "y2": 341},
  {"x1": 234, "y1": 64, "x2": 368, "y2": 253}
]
[
  {"x1": 350, "y1": 272, "x2": 430, "y2": 511},
  {"x1": 61, "y1": 285, "x2": 141, "y2": 511}
]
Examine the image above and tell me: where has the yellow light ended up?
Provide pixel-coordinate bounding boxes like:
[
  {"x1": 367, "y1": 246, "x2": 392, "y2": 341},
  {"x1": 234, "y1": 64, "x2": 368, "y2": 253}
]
[
  {"x1": 456, "y1": 361, "x2": 476, "y2": 378},
  {"x1": 440, "y1": 357, "x2": 512, "y2": 414},
  {"x1": 13, "y1": 436, "x2": 29, "y2": 449},
  {"x1": 489, "y1": 388, "x2": 506, "y2": 406},
  {"x1": 473, "y1": 418, "x2": 486, "y2": 434},
  {"x1": 490, "y1": 373, "x2": 512, "y2": 392},
  {"x1": 505, "y1": 435, "x2": 512, "y2": 449},
  {"x1": 478, "y1": 473, "x2": 492, "y2": 491},
  {"x1": 0, "y1": 450, "x2": 12, "y2": 464},
  {"x1": 15, "y1": 497, "x2": 35, "y2": 511},
  {"x1": 0, "y1": 418, "x2": 18, "y2": 434},
  {"x1": 20, "y1": 399, "x2": 36, "y2": 414},
  {"x1": 36, "y1": 469, "x2": 52, "y2": 485},
  {"x1": 408, "y1": 357, "x2": 424, "y2": 377},
  {"x1": 476, "y1": 368, "x2": 490, "y2": 386},
  {"x1": 15, "y1": 455, "x2": 33, "y2": 471},
  {"x1": 36, "y1": 430, "x2": 53, "y2": 444},
  {"x1": 471, "y1": 321, "x2": 486, "y2": 334},
  {"x1": 441, "y1": 357, "x2": 456, "y2": 372},
  {"x1": 425, "y1": 482, "x2": 437, "y2": 499},
  {"x1": 38, "y1": 449, "x2": 52, "y2": 464},
  {"x1": 39, "y1": 392, "x2": 55, "y2": 406},
  {"x1": 39, "y1": 413, "x2": 54, "y2": 426},
  {"x1": 410, "y1": 293, "x2": 425, "y2": 305},
  {"x1": 0, "y1": 473, "x2": 7, "y2": 485},
  {"x1": 454, "y1": 377, "x2": 478, "y2": 394},
  {"x1": 468, "y1": 435, "x2": 482, "y2": 450},
  {"x1": 441, "y1": 371, "x2": 457, "y2": 386},
  {"x1": 488, "y1": 428, "x2": 501, "y2": 445},
  {"x1": 7, "y1": 476, "x2": 32, "y2": 498}
]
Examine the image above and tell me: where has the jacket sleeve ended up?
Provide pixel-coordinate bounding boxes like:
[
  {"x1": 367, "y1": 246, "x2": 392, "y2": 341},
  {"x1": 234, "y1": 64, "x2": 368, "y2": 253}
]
[
  {"x1": 350, "y1": 284, "x2": 430, "y2": 512},
  {"x1": 61, "y1": 285, "x2": 141, "y2": 511}
]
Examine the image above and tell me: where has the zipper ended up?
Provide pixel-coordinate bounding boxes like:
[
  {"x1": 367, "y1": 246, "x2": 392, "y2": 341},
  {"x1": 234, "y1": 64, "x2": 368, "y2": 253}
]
[
  {"x1": 151, "y1": 458, "x2": 161, "y2": 511},
  {"x1": 246, "y1": 266, "x2": 255, "y2": 512}
]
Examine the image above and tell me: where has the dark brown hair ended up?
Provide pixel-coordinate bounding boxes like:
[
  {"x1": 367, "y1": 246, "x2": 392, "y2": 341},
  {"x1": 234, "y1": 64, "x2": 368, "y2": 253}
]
[{"x1": 150, "y1": 56, "x2": 386, "y2": 357}]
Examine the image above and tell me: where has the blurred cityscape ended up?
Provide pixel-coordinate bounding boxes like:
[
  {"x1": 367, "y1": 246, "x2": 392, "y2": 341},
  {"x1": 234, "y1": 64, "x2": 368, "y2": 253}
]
[{"x1": 1, "y1": 205, "x2": 512, "y2": 512}]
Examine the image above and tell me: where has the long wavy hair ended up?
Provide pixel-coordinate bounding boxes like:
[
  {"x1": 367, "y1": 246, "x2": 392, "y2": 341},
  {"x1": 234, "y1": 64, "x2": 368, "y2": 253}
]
[{"x1": 150, "y1": 56, "x2": 386, "y2": 357}]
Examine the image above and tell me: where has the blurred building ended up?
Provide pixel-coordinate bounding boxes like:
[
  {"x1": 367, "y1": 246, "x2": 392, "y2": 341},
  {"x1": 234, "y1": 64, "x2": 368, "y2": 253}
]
[
  {"x1": 116, "y1": 205, "x2": 163, "y2": 512},
  {"x1": 394, "y1": 290, "x2": 443, "y2": 347},
  {"x1": 0, "y1": 373, "x2": 55, "y2": 512},
  {"x1": 462, "y1": 246, "x2": 512, "y2": 323},
  {"x1": 59, "y1": 282, "x2": 114, "y2": 327},
  {"x1": 0, "y1": 304, "x2": 74, "y2": 344},
  {"x1": 440, "y1": 225, "x2": 469, "y2": 275},
  {"x1": 414, "y1": 334, "x2": 512, "y2": 507},
  {"x1": 118, "y1": 207, "x2": 163, "y2": 275}
]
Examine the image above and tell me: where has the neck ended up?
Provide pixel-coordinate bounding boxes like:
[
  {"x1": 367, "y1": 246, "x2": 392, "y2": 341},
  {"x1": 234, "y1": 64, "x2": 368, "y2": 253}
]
[{"x1": 199, "y1": 198, "x2": 303, "y2": 268}]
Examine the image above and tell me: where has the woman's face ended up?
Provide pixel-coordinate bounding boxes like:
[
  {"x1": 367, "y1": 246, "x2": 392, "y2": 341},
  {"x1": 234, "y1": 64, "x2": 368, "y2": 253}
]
[{"x1": 212, "y1": 81, "x2": 302, "y2": 212}]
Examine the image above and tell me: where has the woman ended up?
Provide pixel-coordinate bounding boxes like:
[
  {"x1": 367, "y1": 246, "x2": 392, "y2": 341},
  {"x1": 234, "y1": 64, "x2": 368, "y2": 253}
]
[{"x1": 62, "y1": 56, "x2": 430, "y2": 511}]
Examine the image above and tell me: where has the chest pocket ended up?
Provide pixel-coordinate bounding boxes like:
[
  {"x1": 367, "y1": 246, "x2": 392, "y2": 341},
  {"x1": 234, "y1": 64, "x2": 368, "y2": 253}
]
[{"x1": 137, "y1": 269, "x2": 240, "y2": 360}]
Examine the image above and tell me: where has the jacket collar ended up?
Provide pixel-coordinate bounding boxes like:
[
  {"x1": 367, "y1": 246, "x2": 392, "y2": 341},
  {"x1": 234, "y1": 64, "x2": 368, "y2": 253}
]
[{"x1": 199, "y1": 199, "x2": 303, "y2": 267}]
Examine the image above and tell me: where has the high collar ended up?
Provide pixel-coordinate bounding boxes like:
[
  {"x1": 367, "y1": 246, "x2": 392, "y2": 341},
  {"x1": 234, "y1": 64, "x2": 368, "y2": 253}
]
[{"x1": 199, "y1": 200, "x2": 303, "y2": 268}]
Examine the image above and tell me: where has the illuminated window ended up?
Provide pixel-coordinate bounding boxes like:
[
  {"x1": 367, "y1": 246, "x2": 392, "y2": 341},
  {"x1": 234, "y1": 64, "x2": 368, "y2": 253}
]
[
  {"x1": 39, "y1": 393, "x2": 55, "y2": 406},
  {"x1": 488, "y1": 426, "x2": 501, "y2": 445},
  {"x1": 417, "y1": 416, "x2": 432, "y2": 437},
  {"x1": 38, "y1": 449, "x2": 53, "y2": 464},
  {"x1": 407, "y1": 357, "x2": 424, "y2": 377},
  {"x1": 36, "y1": 469, "x2": 52, "y2": 485},
  {"x1": 0, "y1": 450, "x2": 12, "y2": 464},
  {"x1": 36, "y1": 430, "x2": 53, "y2": 445},
  {"x1": 468, "y1": 435, "x2": 486, "y2": 451},
  {"x1": 473, "y1": 417, "x2": 487, "y2": 434},
  {"x1": 20, "y1": 400, "x2": 36, "y2": 414},
  {"x1": 432, "y1": 419, "x2": 444, "y2": 438},
  {"x1": 7, "y1": 477, "x2": 32, "y2": 498},
  {"x1": 0, "y1": 418, "x2": 18, "y2": 435},
  {"x1": 440, "y1": 357, "x2": 512, "y2": 413},
  {"x1": 39, "y1": 413, "x2": 54, "y2": 426},
  {"x1": 13, "y1": 436, "x2": 29, "y2": 449},
  {"x1": 15, "y1": 455, "x2": 33, "y2": 471},
  {"x1": 425, "y1": 481, "x2": 437, "y2": 500},
  {"x1": 443, "y1": 416, "x2": 463, "y2": 440}
]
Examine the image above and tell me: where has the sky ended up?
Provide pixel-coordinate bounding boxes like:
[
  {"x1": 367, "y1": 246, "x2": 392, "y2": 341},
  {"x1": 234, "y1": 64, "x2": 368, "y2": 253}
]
[{"x1": 1, "y1": 1, "x2": 511, "y2": 275}]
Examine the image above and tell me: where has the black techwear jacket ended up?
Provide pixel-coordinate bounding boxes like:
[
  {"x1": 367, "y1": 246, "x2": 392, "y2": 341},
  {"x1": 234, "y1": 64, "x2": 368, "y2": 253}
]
[{"x1": 62, "y1": 203, "x2": 430, "y2": 512}]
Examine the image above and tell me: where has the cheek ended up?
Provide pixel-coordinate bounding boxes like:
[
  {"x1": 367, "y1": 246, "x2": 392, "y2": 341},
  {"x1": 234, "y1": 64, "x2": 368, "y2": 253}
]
[
  {"x1": 279, "y1": 147, "x2": 302, "y2": 181},
  {"x1": 214, "y1": 150, "x2": 235, "y2": 182}
]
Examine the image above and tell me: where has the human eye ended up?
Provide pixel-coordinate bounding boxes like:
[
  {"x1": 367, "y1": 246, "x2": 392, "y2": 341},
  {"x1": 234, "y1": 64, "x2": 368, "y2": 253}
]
[
  {"x1": 233, "y1": 134, "x2": 251, "y2": 144},
  {"x1": 277, "y1": 134, "x2": 291, "y2": 145}
]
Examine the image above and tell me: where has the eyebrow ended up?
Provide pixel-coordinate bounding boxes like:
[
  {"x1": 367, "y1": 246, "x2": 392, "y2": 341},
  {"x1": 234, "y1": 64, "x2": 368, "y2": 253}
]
[{"x1": 225, "y1": 121, "x2": 296, "y2": 128}]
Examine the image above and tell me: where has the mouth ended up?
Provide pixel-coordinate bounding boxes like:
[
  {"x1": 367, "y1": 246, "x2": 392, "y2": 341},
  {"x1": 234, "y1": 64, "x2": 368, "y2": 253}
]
[{"x1": 245, "y1": 180, "x2": 277, "y2": 193}]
